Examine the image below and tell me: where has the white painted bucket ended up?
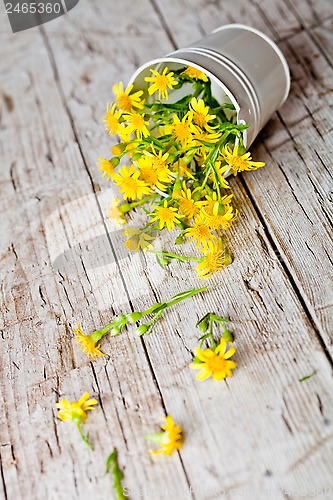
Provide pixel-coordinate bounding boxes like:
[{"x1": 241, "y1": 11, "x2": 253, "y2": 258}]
[{"x1": 129, "y1": 24, "x2": 290, "y2": 148}]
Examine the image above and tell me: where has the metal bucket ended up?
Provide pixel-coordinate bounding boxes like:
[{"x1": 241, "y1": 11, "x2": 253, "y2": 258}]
[{"x1": 129, "y1": 24, "x2": 290, "y2": 148}]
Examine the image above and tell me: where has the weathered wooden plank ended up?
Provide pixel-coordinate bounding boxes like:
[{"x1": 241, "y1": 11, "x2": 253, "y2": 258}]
[
  {"x1": 312, "y1": 17, "x2": 333, "y2": 67},
  {"x1": 151, "y1": 0, "x2": 333, "y2": 353},
  {"x1": 38, "y1": 0, "x2": 333, "y2": 498},
  {"x1": 284, "y1": 0, "x2": 333, "y2": 29},
  {"x1": 0, "y1": 18, "x2": 190, "y2": 500}
]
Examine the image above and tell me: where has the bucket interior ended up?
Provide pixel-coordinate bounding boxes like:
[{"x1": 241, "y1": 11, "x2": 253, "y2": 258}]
[{"x1": 129, "y1": 58, "x2": 247, "y2": 145}]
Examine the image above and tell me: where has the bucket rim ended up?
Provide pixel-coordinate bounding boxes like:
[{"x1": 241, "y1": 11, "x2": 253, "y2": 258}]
[
  {"x1": 128, "y1": 56, "x2": 250, "y2": 147},
  {"x1": 211, "y1": 23, "x2": 291, "y2": 106}
]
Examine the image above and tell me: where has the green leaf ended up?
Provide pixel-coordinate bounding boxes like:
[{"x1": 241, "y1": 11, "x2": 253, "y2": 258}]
[
  {"x1": 211, "y1": 314, "x2": 229, "y2": 324},
  {"x1": 196, "y1": 312, "x2": 211, "y2": 329},
  {"x1": 299, "y1": 370, "x2": 317, "y2": 382},
  {"x1": 221, "y1": 329, "x2": 234, "y2": 343},
  {"x1": 105, "y1": 448, "x2": 126, "y2": 500},
  {"x1": 155, "y1": 253, "x2": 170, "y2": 267},
  {"x1": 144, "y1": 302, "x2": 168, "y2": 315},
  {"x1": 167, "y1": 287, "x2": 207, "y2": 306}
]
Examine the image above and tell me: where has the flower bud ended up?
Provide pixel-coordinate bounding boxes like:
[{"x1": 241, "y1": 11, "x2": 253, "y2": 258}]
[
  {"x1": 111, "y1": 143, "x2": 126, "y2": 156},
  {"x1": 128, "y1": 312, "x2": 143, "y2": 323},
  {"x1": 182, "y1": 154, "x2": 193, "y2": 165},
  {"x1": 110, "y1": 157, "x2": 120, "y2": 168},
  {"x1": 174, "y1": 234, "x2": 185, "y2": 245},
  {"x1": 132, "y1": 153, "x2": 142, "y2": 162},
  {"x1": 110, "y1": 326, "x2": 121, "y2": 336},
  {"x1": 198, "y1": 319, "x2": 209, "y2": 332},
  {"x1": 136, "y1": 324, "x2": 149, "y2": 336}
]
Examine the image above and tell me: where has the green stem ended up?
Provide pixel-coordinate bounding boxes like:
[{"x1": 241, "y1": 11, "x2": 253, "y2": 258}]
[
  {"x1": 120, "y1": 194, "x2": 157, "y2": 213},
  {"x1": 149, "y1": 250, "x2": 201, "y2": 263},
  {"x1": 209, "y1": 317, "x2": 217, "y2": 350},
  {"x1": 166, "y1": 287, "x2": 207, "y2": 307},
  {"x1": 76, "y1": 424, "x2": 93, "y2": 451}
]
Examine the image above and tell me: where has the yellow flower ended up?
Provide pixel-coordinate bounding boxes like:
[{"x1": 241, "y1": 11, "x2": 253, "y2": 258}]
[
  {"x1": 190, "y1": 338, "x2": 236, "y2": 380},
  {"x1": 166, "y1": 113, "x2": 193, "y2": 146},
  {"x1": 145, "y1": 67, "x2": 177, "y2": 100},
  {"x1": 185, "y1": 212, "x2": 216, "y2": 247},
  {"x1": 123, "y1": 227, "x2": 155, "y2": 251},
  {"x1": 73, "y1": 323, "x2": 105, "y2": 358},
  {"x1": 108, "y1": 197, "x2": 126, "y2": 226},
  {"x1": 149, "y1": 200, "x2": 183, "y2": 230},
  {"x1": 103, "y1": 103, "x2": 122, "y2": 135},
  {"x1": 123, "y1": 112, "x2": 150, "y2": 139},
  {"x1": 196, "y1": 238, "x2": 231, "y2": 278},
  {"x1": 97, "y1": 157, "x2": 115, "y2": 180},
  {"x1": 148, "y1": 415, "x2": 183, "y2": 456},
  {"x1": 182, "y1": 65, "x2": 208, "y2": 82},
  {"x1": 137, "y1": 149, "x2": 172, "y2": 190},
  {"x1": 178, "y1": 182, "x2": 203, "y2": 219},
  {"x1": 112, "y1": 82, "x2": 144, "y2": 112},
  {"x1": 55, "y1": 392, "x2": 98, "y2": 423},
  {"x1": 113, "y1": 165, "x2": 152, "y2": 200},
  {"x1": 143, "y1": 148, "x2": 170, "y2": 173},
  {"x1": 111, "y1": 143, "x2": 126, "y2": 156},
  {"x1": 222, "y1": 144, "x2": 265, "y2": 174},
  {"x1": 189, "y1": 97, "x2": 216, "y2": 130},
  {"x1": 203, "y1": 204, "x2": 238, "y2": 230},
  {"x1": 118, "y1": 125, "x2": 133, "y2": 142}
]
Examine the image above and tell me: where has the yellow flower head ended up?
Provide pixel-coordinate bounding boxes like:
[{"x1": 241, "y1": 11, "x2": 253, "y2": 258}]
[
  {"x1": 145, "y1": 67, "x2": 177, "y2": 100},
  {"x1": 137, "y1": 149, "x2": 172, "y2": 190},
  {"x1": 103, "y1": 103, "x2": 122, "y2": 135},
  {"x1": 222, "y1": 144, "x2": 265, "y2": 175},
  {"x1": 123, "y1": 227, "x2": 155, "y2": 251},
  {"x1": 189, "y1": 97, "x2": 216, "y2": 130},
  {"x1": 97, "y1": 157, "x2": 115, "y2": 180},
  {"x1": 73, "y1": 323, "x2": 105, "y2": 358},
  {"x1": 190, "y1": 338, "x2": 236, "y2": 380},
  {"x1": 178, "y1": 182, "x2": 204, "y2": 219},
  {"x1": 149, "y1": 415, "x2": 183, "y2": 456},
  {"x1": 203, "y1": 204, "x2": 238, "y2": 230},
  {"x1": 144, "y1": 148, "x2": 170, "y2": 173},
  {"x1": 112, "y1": 82, "x2": 144, "y2": 112},
  {"x1": 123, "y1": 112, "x2": 150, "y2": 140},
  {"x1": 108, "y1": 197, "x2": 126, "y2": 226},
  {"x1": 196, "y1": 238, "x2": 231, "y2": 278},
  {"x1": 185, "y1": 212, "x2": 216, "y2": 247},
  {"x1": 55, "y1": 392, "x2": 98, "y2": 424},
  {"x1": 113, "y1": 165, "x2": 152, "y2": 200},
  {"x1": 111, "y1": 143, "x2": 126, "y2": 156},
  {"x1": 166, "y1": 113, "x2": 193, "y2": 147},
  {"x1": 183, "y1": 65, "x2": 208, "y2": 82},
  {"x1": 149, "y1": 200, "x2": 183, "y2": 231}
]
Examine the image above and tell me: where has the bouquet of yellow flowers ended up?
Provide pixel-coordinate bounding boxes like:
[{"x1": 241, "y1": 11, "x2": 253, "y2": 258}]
[{"x1": 98, "y1": 65, "x2": 265, "y2": 278}]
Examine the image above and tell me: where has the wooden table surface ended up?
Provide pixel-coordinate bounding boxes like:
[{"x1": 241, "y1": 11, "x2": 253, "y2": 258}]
[{"x1": 1, "y1": 0, "x2": 333, "y2": 499}]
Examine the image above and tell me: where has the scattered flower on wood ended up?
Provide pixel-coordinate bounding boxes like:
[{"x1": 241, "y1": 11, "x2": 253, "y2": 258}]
[
  {"x1": 98, "y1": 65, "x2": 265, "y2": 278},
  {"x1": 146, "y1": 415, "x2": 183, "y2": 456},
  {"x1": 190, "y1": 313, "x2": 236, "y2": 381},
  {"x1": 55, "y1": 392, "x2": 98, "y2": 450},
  {"x1": 72, "y1": 287, "x2": 206, "y2": 357}
]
